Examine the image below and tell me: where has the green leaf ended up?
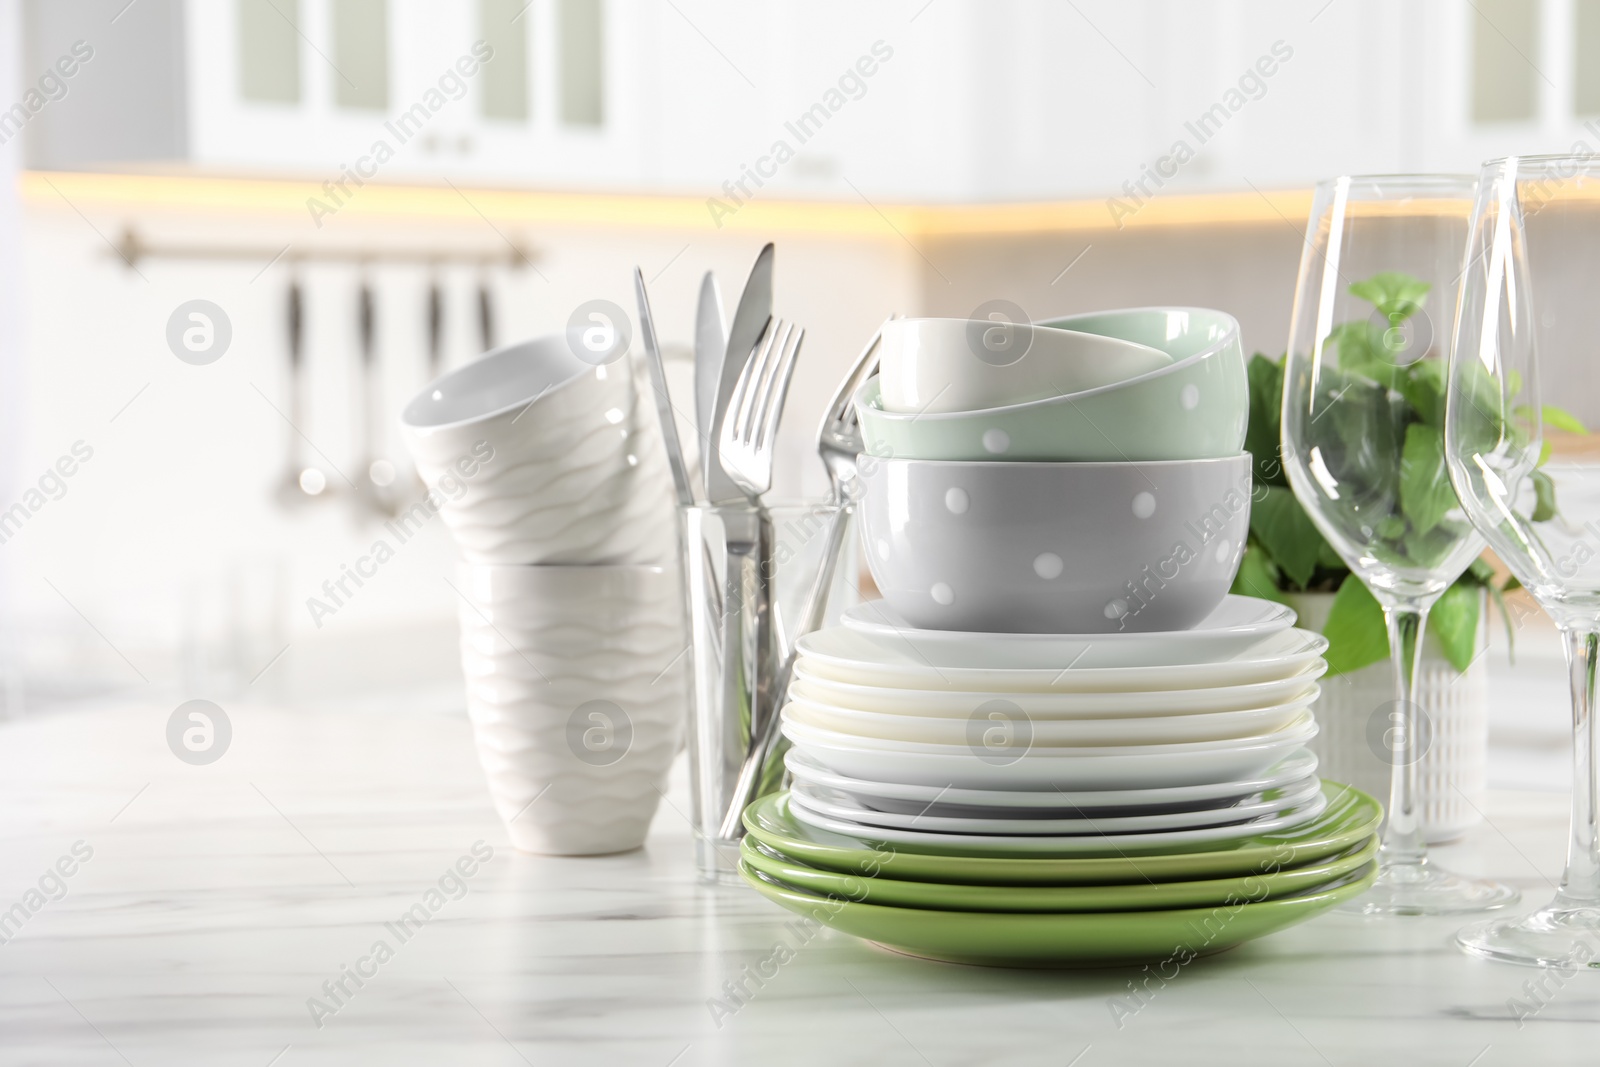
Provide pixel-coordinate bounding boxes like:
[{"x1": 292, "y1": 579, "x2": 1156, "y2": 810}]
[
  {"x1": 1487, "y1": 581, "x2": 1515, "y2": 663},
  {"x1": 1532, "y1": 469, "x2": 1557, "y2": 521},
  {"x1": 1250, "y1": 485, "x2": 1330, "y2": 589},
  {"x1": 1465, "y1": 556, "x2": 1496, "y2": 585},
  {"x1": 1539, "y1": 438, "x2": 1553, "y2": 467},
  {"x1": 1316, "y1": 539, "x2": 1348, "y2": 570},
  {"x1": 1397, "y1": 360, "x2": 1447, "y2": 428},
  {"x1": 1399, "y1": 423, "x2": 1457, "y2": 537},
  {"x1": 1229, "y1": 542, "x2": 1291, "y2": 604},
  {"x1": 1245, "y1": 354, "x2": 1287, "y2": 487},
  {"x1": 1403, "y1": 522, "x2": 1468, "y2": 570},
  {"x1": 1375, "y1": 515, "x2": 1407, "y2": 540},
  {"x1": 1323, "y1": 578, "x2": 1390, "y2": 677},
  {"x1": 1330, "y1": 322, "x2": 1401, "y2": 389},
  {"x1": 1543, "y1": 405, "x2": 1588, "y2": 434},
  {"x1": 1431, "y1": 581, "x2": 1482, "y2": 674},
  {"x1": 1350, "y1": 271, "x2": 1431, "y2": 323}
]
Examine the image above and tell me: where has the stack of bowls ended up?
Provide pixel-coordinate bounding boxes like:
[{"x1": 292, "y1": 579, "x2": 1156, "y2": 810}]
[
  {"x1": 737, "y1": 308, "x2": 1380, "y2": 965},
  {"x1": 857, "y1": 308, "x2": 1253, "y2": 633},
  {"x1": 401, "y1": 333, "x2": 686, "y2": 855}
]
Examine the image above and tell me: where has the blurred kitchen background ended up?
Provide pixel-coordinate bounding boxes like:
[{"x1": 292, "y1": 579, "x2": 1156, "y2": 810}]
[{"x1": 0, "y1": 0, "x2": 1587, "y2": 778}]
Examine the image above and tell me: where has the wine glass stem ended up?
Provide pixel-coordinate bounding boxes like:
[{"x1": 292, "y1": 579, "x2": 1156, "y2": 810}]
[
  {"x1": 1558, "y1": 627, "x2": 1600, "y2": 906},
  {"x1": 1381, "y1": 603, "x2": 1429, "y2": 866}
]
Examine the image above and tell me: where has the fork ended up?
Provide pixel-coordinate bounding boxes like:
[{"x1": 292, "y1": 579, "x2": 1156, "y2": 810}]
[
  {"x1": 717, "y1": 318, "x2": 805, "y2": 501},
  {"x1": 707, "y1": 317, "x2": 803, "y2": 837},
  {"x1": 716, "y1": 317, "x2": 890, "y2": 841}
]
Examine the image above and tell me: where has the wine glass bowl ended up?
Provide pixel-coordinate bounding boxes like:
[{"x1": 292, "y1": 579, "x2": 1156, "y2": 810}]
[
  {"x1": 1282, "y1": 174, "x2": 1518, "y2": 916},
  {"x1": 1447, "y1": 154, "x2": 1600, "y2": 965}
]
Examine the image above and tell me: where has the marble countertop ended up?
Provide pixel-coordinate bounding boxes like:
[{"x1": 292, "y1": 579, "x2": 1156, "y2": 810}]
[{"x1": 1, "y1": 702, "x2": 1597, "y2": 1067}]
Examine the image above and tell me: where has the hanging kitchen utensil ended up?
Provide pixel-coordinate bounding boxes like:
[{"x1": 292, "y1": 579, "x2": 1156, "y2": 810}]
[
  {"x1": 274, "y1": 271, "x2": 333, "y2": 508},
  {"x1": 426, "y1": 271, "x2": 445, "y2": 378},
  {"x1": 355, "y1": 272, "x2": 399, "y2": 517},
  {"x1": 477, "y1": 276, "x2": 496, "y2": 354}
]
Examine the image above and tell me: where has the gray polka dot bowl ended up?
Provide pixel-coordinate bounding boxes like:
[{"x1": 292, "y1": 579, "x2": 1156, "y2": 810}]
[
  {"x1": 854, "y1": 307, "x2": 1246, "y2": 462},
  {"x1": 857, "y1": 453, "x2": 1253, "y2": 633}
]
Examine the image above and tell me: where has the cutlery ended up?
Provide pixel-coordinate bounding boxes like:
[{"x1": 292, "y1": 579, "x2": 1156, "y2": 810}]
[
  {"x1": 697, "y1": 246, "x2": 778, "y2": 853},
  {"x1": 706, "y1": 244, "x2": 773, "y2": 504},
  {"x1": 632, "y1": 268, "x2": 695, "y2": 507},
  {"x1": 716, "y1": 319, "x2": 805, "y2": 499},
  {"x1": 717, "y1": 319, "x2": 888, "y2": 841},
  {"x1": 694, "y1": 271, "x2": 726, "y2": 497},
  {"x1": 718, "y1": 317, "x2": 805, "y2": 659},
  {"x1": 426, "y1": 274, "x2": 444, "y2": 376},
  {"x1": 477, "y1": 277, "x2": 496, "y2": 352},
  {"x1": 354, "y1": 276, "x2": 399, "y2": 517},
  {"x1": 274, "y1": 273, "x2": 332, "y2": 506}
]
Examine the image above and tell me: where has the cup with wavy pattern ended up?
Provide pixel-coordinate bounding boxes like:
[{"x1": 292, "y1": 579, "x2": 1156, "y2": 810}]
[
  {"x1": 400, "y1": 334, "x2": 677, "y2": 565},
  {"x1": 455, "y1": 563, "x2": 688, "y2": 854}
]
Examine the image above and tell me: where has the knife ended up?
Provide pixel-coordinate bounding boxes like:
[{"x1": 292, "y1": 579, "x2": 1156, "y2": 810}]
[
  {"x1": 633, "y1": 268, "x2": 695, "y2": 507},
  {"x1": 706, "y1": 244, "x2": 774, "y2": 504},
  {"x1": 694, "y1": 271, "x2": 726, "y2": 499}
]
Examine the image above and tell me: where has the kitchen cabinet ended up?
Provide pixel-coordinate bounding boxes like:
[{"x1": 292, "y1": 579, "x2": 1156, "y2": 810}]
[{"x1": 20, "y1": 0, "x2": 1600, "y2": 204}]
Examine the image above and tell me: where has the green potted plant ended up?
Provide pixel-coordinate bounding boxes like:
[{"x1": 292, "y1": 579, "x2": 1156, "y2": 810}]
[{"x1": 1231, "y1": 271, "x2": 1584, "y2": 841}]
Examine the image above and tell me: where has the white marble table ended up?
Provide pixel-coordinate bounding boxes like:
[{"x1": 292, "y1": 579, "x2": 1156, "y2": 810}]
[{"x1": 0, "y1": 702, "x2": 1596, "y2": 1067}]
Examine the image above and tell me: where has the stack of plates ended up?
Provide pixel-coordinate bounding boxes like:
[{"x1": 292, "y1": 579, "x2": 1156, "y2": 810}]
[{"x1": 739, "y1": 595, "x2": 1382, "y2": 966}]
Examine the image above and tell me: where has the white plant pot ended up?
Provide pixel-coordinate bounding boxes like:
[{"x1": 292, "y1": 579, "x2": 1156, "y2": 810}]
[{"x1": 1285, "y1": 589, "x2": 1487, "y2": 845}]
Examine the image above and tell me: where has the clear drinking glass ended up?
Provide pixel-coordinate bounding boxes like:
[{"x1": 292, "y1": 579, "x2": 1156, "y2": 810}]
[
  {"x1": 1282, "y1": 174, "x2": 1518, "y2": 915},
  {"x1": 682, "y1": 501, "x2": 856, "y2": 884},
  {"x1": 1447, "y1": 154, "x2": 1600, "y2": 965}
]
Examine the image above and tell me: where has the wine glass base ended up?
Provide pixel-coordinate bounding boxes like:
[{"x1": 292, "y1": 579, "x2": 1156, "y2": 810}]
[
  {"x1": 1339, "y1": 858, "x2": 1520, "y2": 917},
  {"x1": 1458, "y1": 906, "x2": 1600, "y2": 968}
]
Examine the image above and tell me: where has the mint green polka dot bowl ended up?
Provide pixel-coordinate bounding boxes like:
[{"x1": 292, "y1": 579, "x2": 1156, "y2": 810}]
[{"x1": 854, "y1": 307, "x2": 1247, "y2": 462}]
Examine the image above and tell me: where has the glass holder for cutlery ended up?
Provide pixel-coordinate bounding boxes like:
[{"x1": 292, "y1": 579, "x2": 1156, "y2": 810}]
[{"x1": 681, "y1": 501, "x2": 856, "y2": 884}]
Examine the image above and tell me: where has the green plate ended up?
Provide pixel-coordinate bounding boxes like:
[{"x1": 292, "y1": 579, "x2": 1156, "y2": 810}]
[
  {"x1": 741, "y1": 833, "x2": 1379, "y2": 912},
  {"x1": 742, "y1": 781, "x2": 1381, "y2": 885},
  {"x1": 740, "y1": 860, "x2": 1377, "y2": 966}
]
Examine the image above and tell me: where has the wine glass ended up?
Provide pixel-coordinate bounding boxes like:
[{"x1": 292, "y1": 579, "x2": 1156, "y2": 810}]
[
  {"x1": 1447, "y1": 154, "x2": 1600, "y2": 965},
  {"x1": 1282, "y1": 174, "x2": 1519, "y2": 915}
]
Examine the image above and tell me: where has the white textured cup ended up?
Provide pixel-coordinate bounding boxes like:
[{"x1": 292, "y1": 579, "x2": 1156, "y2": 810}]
[
  {"x1": 456, "y1": 564, "x2": 688, "y2": 855},
  {"x1": 401, "y1": 335, "x2": 676, "y2": 565}
]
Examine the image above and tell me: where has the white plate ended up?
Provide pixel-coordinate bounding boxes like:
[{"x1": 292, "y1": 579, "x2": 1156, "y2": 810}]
[
  {"x1": 786, "y1": 789, "x2": 1331, "y2": 853},
  {"x1": 783, "y1": 718, "x2": 1319, "y2": 790},
  {"x1": 840, "y1": 595, "x2": 1297, "y2": 670},
  {"x1": 783, "y1": 692, "x2": 1318, "y2": 747},
  {"x1": 789, "y1": 774, "x2": 1325, "y2": 834},
  {"x1": 783, "y1": 709, "x2": 1316, "y2": 756},
  {"x1": 794, "y1": 626, "x2": 1329, "y2": 693},
  {"x1": 789, "y1": 663, "x2": 1326, "y2": 718},
  {"x1": 784, "y1": 747, "x2": 1321, "y2": 813}
]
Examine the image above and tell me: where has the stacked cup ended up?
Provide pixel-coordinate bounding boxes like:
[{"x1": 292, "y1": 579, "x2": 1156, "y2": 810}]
[{"x1": 401, "y1": 331, "x2": 686, "y2": 855}]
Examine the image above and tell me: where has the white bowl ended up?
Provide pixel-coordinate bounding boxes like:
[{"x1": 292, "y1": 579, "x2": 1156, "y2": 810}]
[
  {"x1": 782, "y1": 690, "x2": 1318, "y2": 746},
  {"x1": 839, "y1": 595, "x2": 1296, "y2": 670},
  {"x1": 859, "y1": 454, "x2": 1253, "y2": 633},
  {"x1": 784, "y1": 747, "x2": 1321, "y2": 813},
  {"x1": 856, "y1": 307, "x2": 1248, "y2": 462},
  {"x1": 876, "y1": 316, "x2": 1172, "y2": 414},
  {"x1": 789, "y1": 665, "x2": 1325, "y2": 718},
  {"x1": 400, "y1": 336, "x2": 675, "y2": 565},
  {"x1": 793, "y1": 626, "x2": 1329, "y2": 693}
]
